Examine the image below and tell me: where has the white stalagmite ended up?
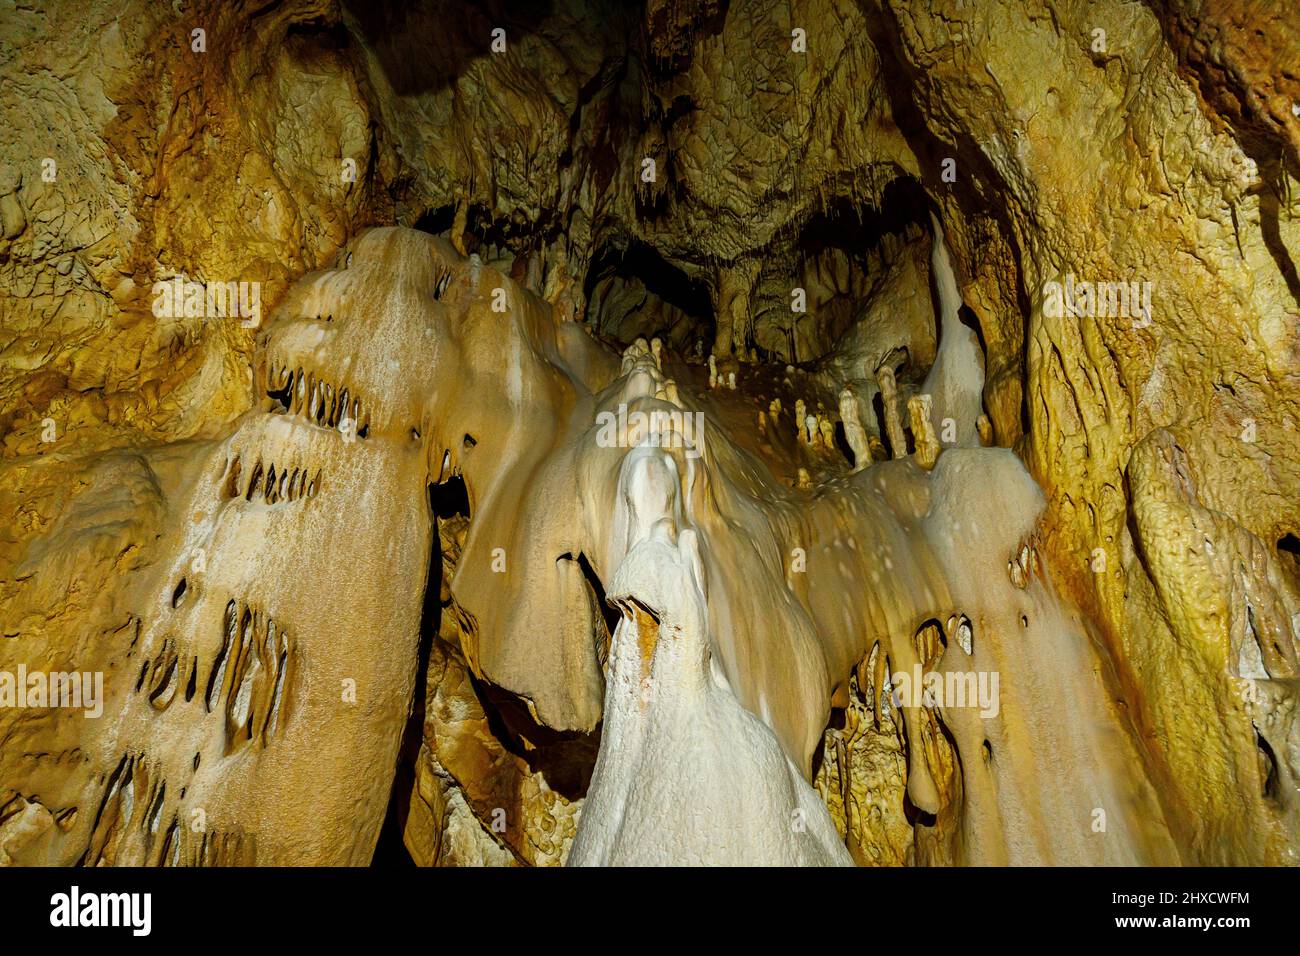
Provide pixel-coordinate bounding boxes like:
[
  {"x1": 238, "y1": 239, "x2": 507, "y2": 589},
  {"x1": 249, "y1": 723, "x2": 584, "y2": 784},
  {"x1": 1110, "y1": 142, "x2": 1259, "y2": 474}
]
[
  {"x1": 567, "y1": 444, "x2": 853, "y2": 866},
  {"x1": 920, "y1": 212, "x2": 985, "y2": 445}
]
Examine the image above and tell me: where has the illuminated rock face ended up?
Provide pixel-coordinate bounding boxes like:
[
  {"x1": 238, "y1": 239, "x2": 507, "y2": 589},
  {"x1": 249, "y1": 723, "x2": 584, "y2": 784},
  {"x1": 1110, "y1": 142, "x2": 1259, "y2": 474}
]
[
  {"x1": 0, "y1": 226, "x2": 1179, "y2": 866},
  {"x1": 567, "y1": 447, "x2": 851, "y2": 866},
  {"x1": 2, "y1": 0, "x2": 1299, "y2": 866}
]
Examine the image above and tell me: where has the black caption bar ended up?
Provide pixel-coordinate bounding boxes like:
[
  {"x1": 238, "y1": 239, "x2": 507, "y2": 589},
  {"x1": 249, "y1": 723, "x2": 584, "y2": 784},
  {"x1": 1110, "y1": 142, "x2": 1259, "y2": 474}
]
[{"x1": 0, "y1": 866, "x2": 1280, "y2": 943}]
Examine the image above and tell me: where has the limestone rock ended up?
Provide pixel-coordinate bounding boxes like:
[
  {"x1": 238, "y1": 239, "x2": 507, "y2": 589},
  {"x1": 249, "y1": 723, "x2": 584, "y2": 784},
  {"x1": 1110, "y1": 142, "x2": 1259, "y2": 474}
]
[{"x1": 2, "y1": 0, "x2": 1298, "y2": 869}]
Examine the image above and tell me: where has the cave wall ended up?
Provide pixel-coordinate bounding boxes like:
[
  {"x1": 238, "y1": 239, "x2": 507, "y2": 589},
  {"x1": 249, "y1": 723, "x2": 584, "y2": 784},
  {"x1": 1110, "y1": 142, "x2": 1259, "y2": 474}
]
[{"x1": 1, "y1": 0, "x2": 1298, "y2": 864}]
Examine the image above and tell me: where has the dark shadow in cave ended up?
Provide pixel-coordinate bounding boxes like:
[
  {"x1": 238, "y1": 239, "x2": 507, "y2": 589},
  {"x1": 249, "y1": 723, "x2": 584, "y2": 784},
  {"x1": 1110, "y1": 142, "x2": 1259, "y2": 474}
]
[
  {"x1": 562, "y1": 551, "x2": 622, "y2": 645},
  {"x1": 870, "y1": 390, "x2": 892, "y2": 456},
  {"x1": 466, "y1": 551, "x2": 607, "y2": 802},
  {"x1": 429, "y1": 472, "x2": 471, "y2": 520},
  {"x1": 413, "y1": 205, "x2": 457, "y2": 236},
  {"x1": 1278, "y1": 533, "x2": 1300, "y2": 559},
  {"x1": 1257, "y1": 174, "x2": 1300, "y2": 308},
  {"x1": 473, "y1": 676, "x2": 602, "y2": 803},
  {"x1": 371, "y1": 476, "x2": 471, "y2": 866},
  {"x1": 901, "y1": 786, "x2": 938, "y2": 830},
  {"x1": 789, "y1": 177, "x2": 934, "y2": 364},
  {"x1": 955, "y1": 304, "x2": 988, "y2": 361},
  {"x1": 284, "y1": 16, "x2": 353, "y2": 48},
  {"x1": 411, "y1": 202, "x2": 536, "y2": 259},
  {"x1": 582, "y1": 240, "x2": 715, "y2": 346},
  {"x1": 796, "y1": 176, "x2": 932, "y2": 259},
  {"x1": 343, "y1": 0, "x2": 559, "y2": 97},
  {"x1": 1256, "y1": 729, "x2": 1280, "y2": 803},
  {"x1": 832, "y1": 421, "x2": 856, "y2": 467},
  {"x1": 1276, "y1": 533, "x2": 1300, "y2": 589},
  {"x1": 373, "y1": 484, "x2": 604, "y2": 864}
]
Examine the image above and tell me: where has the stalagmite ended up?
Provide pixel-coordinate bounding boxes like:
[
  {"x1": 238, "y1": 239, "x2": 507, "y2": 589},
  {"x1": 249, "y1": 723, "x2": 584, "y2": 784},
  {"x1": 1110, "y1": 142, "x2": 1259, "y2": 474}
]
[
  {"x1": 909, "y1": 394, "x2": 940, "y2": 470},
  {"x1": 568, "y1": 447, "x2": 851, "y2": 866},
  {"x1": 542, "y1": 242, "x2": 580, "y2": 322},
  {"x1": 712, "y1": 259, "x2": 761, "y2": 358},
  {"x1": 451, "y1": 196, "x2": 469, "y2": 257},
  {"x1": 920, "y1": 213, "x2": 984, "y2": 445},
  {"x1": 622, "y1": 336, "x2": 653, "y2": 375},
  {"x1": 708, "y1": 354, "x2": 718, "y2": 389},
  {"x1": 876, "y1": 364, "x2": 908, "y2": 459},
  {"x1": 818, "y1": 417, "x2": 835, "y2": 451},
  {"x1": 839, "y1": 388, "x2": 870, "y2": 472}
]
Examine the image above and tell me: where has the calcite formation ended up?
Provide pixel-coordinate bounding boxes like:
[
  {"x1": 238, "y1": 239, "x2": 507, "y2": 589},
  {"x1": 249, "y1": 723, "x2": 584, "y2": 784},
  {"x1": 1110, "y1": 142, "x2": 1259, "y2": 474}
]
[{"x1": 1, "y1": 0, "x2": 1298, "y2": 868}]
